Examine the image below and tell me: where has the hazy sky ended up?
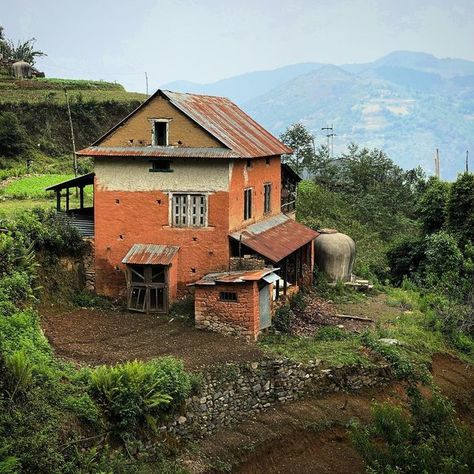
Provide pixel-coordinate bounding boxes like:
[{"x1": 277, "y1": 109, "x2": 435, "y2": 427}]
[{"x1": 2, "y1": 0, "x2": 474, "y2": 92}]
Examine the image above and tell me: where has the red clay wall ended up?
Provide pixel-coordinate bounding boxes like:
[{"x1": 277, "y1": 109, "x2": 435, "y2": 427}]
[
  {"x1": 194, "y1": 282, "x2": 260, "y2": 340},
  {"x1": 228, "y1": 156, "x2": 282, "y2": 232},
  {"x1": 94, "y1": 186, "x2": 230, "y2": 298}
]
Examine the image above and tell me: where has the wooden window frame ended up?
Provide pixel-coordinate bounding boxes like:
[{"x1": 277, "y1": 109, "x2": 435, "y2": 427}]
[
  {"x1": 170, "y1": 193, "x2": 208, "y2": 227},
  {"x1": 149, "y1": 159, "x2": 173, "y2": 173},
  {"x1": 244, "y1": 187, "x2": 253, "y2": 221},
  {"x1": 264, "y1": 182, "x2": 272, "y2": 214},
  {"x1": 151, "y1": 119, "x2": 170, "y2": 146}
]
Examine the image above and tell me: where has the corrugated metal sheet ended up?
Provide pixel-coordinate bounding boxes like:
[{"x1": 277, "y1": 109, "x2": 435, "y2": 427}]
[
  {"x1": 76, "y1": 146, "x2": 239, "y2": 159},
  {"x1": 122, "y1": 244, "x2": 179, "y2": 265},
  {"x1": 162, "y1": 90, "x2": 292, "y2": 158},
  {"x1": 230, "y1": 214, "x2": 319, "y2": 263},
  {"x1": 193, "y1": 268, "x2": 278, "y2": 286}
]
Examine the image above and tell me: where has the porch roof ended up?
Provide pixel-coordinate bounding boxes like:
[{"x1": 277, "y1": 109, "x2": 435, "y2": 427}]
[
  {"x1": 45, "y1": 172, "x2": 95, "y2": 191},
  {"x1": 122, "y1": 244, "x2": 179, "y2": 266},
  {"x1": 230, "y1": 214, "x2": 319, "y2": 263}
]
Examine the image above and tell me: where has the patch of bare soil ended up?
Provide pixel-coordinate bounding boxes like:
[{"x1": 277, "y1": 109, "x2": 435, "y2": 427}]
[
  {"x1": 40, "y1": 308, "x2": 264, "y2": 370},
  {"x1": 336, "y1": 293, "x2": 404, "y2": 321},
  {"x1": 290, "y1": 295, "x2": 375, "y2": 337},
  {"x1": 182, "y1": 354, "x2": 473, "y2": 473}
]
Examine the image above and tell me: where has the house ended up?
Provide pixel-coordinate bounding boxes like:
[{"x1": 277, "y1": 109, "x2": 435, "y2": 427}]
[{"x1": 47, "y1": 90, "x2": 318, "y2": 337}]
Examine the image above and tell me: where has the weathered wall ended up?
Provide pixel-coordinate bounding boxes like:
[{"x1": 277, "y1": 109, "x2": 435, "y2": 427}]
[
  {"x1": 228, "y1": 156, "x2": 282, "y2": 232},
  {"x1": 94, "y1": 157, "x2": 230, "y2": 193},
  {"x1": 99, "y1": 95, "x2": 222, "y2": 148},
  {"x1": 160, "y1": 359, "x2": 392, "y2": 439},
  {"x1": 94, "y1": 185, "x2": 230, "y2": 297},
  {"x1": 195, "y1": 281, "x2": 261, "y2": 339}
]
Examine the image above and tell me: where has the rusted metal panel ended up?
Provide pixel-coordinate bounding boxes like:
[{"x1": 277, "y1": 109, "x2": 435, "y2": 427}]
[
  {"x1": 122, "y1": 244, "x2": 179, "y2": 266},
  {"x1": 193, "y1": 268, "x2": 278, "y2": 285},
  {"x1": 76, "y1": 146, "x2": 239, "y2": 159},
  {"x1": 163, "y1": 90, "x2": 292, "y2": 158},
  {"x1": 230, "y1": 214, "x2": 319, "y2": 263}
]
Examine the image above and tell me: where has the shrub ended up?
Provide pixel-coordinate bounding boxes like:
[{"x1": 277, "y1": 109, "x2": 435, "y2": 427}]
[
  {"x1": 387, "y1": 237, "x2": 425, "y2": 285},
  {"x1": 2, "y1": 350, "x2": 33, "y2": 400},
  {"x1": 0, "y1": 271, "x2": 35, "y2": 308},
  {"x1": 90, "y1": 357, "x2": 191, "y2": 434},
  {"x1": 313, "y1": 326, "x2": 351, "y2": 341},
  {"x1": 447, "y1": 172, "x2": 474, "y2": 245},
  {"x1": 273, "y1": 304, "x2": 292, "y2": 333},
  {"x1": 0, "y1": 112, "x2": 28, "y2": 157},
  {"x1": 351, "y1": 389, "x2": 474, "y2": 474},
  {"x1": 416, "y1": 177, "x2": 450, "y2": 234},
  {"x1": 0, "y1": 445, "x2": 18, "y2": 474}
]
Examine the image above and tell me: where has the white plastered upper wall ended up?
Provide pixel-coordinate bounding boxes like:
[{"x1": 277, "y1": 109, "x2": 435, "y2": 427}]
[{"x1": 94, "y1": 158, "x2": 230, "y2": 193}]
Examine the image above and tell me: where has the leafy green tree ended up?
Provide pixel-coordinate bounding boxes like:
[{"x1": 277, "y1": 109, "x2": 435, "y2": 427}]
[
  {"x1": 417, "y1": 177, "x2": 450, "y2": 234},
  {"x1": 0, "y1": 26, "x2": 45, "y2": 65},
  {"x1": 447, "y1": 173, "x2": 474, "y2": 244},
  {"x1": 0, "y1": 112, "x2": 28, "y2": 157},
  {"x1": 280, "y1": 122, "x2": 314, "y2": 175}
]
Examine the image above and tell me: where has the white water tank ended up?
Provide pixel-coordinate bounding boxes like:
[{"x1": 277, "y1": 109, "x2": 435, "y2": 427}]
[{"x1": 314, "y1": 229, "x2": 356, "y2": 282}]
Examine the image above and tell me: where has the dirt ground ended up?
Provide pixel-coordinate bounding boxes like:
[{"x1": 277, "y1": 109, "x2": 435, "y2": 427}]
[
  {"x1": 182, "y1": 354, "x2": 473, "y2": 474},
  {"x1": 40, "y1": 308, "x2": 264, "y2": 370}
]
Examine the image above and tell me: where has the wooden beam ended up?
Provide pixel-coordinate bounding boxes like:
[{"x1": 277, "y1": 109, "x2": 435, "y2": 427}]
[
  {"x1": 56, "y1": 191, "x2": 61, "y2": 212},
  {"x1": 283, "y1": 259, "x2": 288, "y2": 295},
  {"x1": 79, "y1": 186, "x2": 84, "y2": 209},
  {"x1": 66, "y1": 188, "x2": 70, "y2": 212}
]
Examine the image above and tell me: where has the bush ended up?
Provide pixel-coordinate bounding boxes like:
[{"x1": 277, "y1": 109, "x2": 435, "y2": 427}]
[
  {"x1": 2, "y1": 350, "x2": 33, "y2": 400},
  {"x1": 447, "y1": 172, "x2": 474, "y2": 245},
  {"x1": 90, "y1": 358, "x2": 191, "y2": 434},
  {"x1": 351, "y1": 389, "x2": 474, "y2": 473},
  {"x1": 273, "y1": 304, "x2": 292, "y2": 333},
  {"x1": 313, "y1": 326, "x2": 350, "y2": 341},
  {"x1": 0, "y1": 112, "x2": 28, "y2": 157}
]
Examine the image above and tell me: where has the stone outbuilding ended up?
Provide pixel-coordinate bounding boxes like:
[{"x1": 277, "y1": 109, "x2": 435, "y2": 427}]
[{"x1": 193, "y1": 268, "x2": 280, "y2": 340}]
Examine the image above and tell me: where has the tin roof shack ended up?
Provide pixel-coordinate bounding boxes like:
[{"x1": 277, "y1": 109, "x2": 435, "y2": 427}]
[
  {"x1": 193, "y1": 269, "x2": 279, "y2": 340},
  {"x1": 49, "y1": 89, "x2": 319, "y2": 316}
]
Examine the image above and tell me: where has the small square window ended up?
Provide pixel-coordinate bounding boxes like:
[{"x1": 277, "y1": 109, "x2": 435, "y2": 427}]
[
  {"x1": 220, "y1": 291, "x2": 237, "y2": 302},
  {"x1": 149, "y1": 160, "x2": 172, "y2": 172},
  {"x1": 152, "y1": 121, "x2": 168, "y2": 146}
]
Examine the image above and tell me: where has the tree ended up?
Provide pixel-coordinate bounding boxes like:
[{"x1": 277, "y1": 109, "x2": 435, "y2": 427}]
[
  {"x1": 279, "y1": 122, "x2": 314, "y2": 175},
  {"x1": 447, "y1": 173, "x2": 474, "y2": 245},
  {"x1": 417, "y1": 177, "x2": 450, "y2": 234},
  {"x1": 0, "y1": 26, "x2": 45, "y2": 65}
]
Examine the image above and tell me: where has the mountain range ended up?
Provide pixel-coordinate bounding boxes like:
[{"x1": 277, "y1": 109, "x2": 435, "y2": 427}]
[{"x1": 163, "y1": 51, "x2": 474, "y2": 180}]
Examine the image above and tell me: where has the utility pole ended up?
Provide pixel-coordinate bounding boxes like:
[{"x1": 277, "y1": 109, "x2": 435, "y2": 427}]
[
  {"x1": 145, "y1": 71, "x2": 149, "y2": 96},
  {"x1": 322, "y1": 124, "x2": 336, "y2": 158},
  {"x1": 64, "y1": 88, "x2": 78, "y2": 177},
  {"x1": 466, "y1": 150, "x2": 469, "y2": 173},
  {"x1": 434, "y1": 148, "x2": 440, "y2": 179}
]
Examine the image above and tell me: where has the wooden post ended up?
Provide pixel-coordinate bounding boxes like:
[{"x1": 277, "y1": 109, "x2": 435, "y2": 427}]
[
  {"x1": 66, "y1": 188, "x2": 70, "y2": 212},
  {"x1": 79, "y1": 186, "x2": 84, "y2": 209},
  {"x1": 275, "y1": 278, "x2": 280, "y2": 300},
  {"x1": 56, "y1": 191, "x2": 61, "y2": 212},
  {"x1": 283, "y1": 259, "x2": 288, "y2": 295}
]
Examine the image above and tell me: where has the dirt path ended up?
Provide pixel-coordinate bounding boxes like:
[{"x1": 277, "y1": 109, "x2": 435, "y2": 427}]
[
  {"x1": 40, "y1": 308, "x2": 264, "y2": 370},
  {"x1": 182, "y1": 354, "x2": 473, "y2": 473}
]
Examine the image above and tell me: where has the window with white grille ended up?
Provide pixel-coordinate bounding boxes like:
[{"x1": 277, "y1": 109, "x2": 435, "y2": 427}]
[{"x1": 171, "y1": 194, "x2": 207, "y2": 227}]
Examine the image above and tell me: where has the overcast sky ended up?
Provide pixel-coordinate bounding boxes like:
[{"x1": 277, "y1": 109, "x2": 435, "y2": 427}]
[{"x1": 2, "y1": 0, "x2": 474, "y2": 92}]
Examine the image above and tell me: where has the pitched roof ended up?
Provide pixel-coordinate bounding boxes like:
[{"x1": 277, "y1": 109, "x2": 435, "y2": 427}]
[
  {"x1": 230, "y1": 214, "x2": 319, "y2": 263},
  {"x1": 89, "y1": 89, "x2": 292, "y2": 159},
  {"x1": 192, "y1": 268, "x2": 278, "y2": 285}
]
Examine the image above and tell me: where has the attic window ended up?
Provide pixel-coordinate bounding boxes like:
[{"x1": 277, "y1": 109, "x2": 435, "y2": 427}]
[
  {"x1": 149, "y1": 160, "x2": 173, "y2": 172},
  {"x1": 152, "y1": 120, "x2": 168, "y2": 146}
]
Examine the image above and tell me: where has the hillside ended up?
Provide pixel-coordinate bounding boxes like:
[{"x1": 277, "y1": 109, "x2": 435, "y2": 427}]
[
  {"x1": 164, "y1": 51, "x2": 474, "y2": 179},
  {"x1": 0, "y1": 73, "x2": 146, "y2": 165}
]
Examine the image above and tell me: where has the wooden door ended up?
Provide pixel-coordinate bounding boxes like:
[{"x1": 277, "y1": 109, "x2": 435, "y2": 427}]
[{"x1": 127, "y1": 264, "x2": 168, "y2": 313}]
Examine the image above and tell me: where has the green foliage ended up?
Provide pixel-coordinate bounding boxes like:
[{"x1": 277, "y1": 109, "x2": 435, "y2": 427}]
[
  {"x1": 2, "y1": 350, "x2": 33, "y2": 400},
  {"x1": 313, "y1": 326, "x2": 350, "y2": 341},
  {"x1": 272, "y1": 304, "x2": 292, "y2": 333},
  {"x1": 0, "y1": 444, "x2": 18, "y2": 474},
  {"x1": 0, "y1": 112, "x2": 28, "y2": 157},
  {"x1": 351, "y1": 389, "x2": 474, "y2": 473},
  {"x1": 447, "y1": 172, "x2": 474, "y2": 244},
  {"x1": 417, "y1": 177, "x2": 450, "y2": 234},
  {"x1": 387, "y1": 237, "x2": 425, "y2": 285},
  {"x1": 280, "y1": 122, "x2": 315, "y2": 175},
  {"x1": 90, "y1": 358, "x2": 191, "y2": 434},
  {"x1": 0, "y1": 27, "x2": 45, "y2": 65},
  {"x1": 1, "y1": 174, "x2": 81, "y2": 199}
]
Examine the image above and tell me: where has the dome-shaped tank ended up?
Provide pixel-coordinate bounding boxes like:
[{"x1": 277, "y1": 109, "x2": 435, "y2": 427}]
[
  {"x1": 314, "y1": 229, "x2": 356, "y2": 282},
  {"x1": 12, "y1": 61, "x2": 33, "y2": 79}
]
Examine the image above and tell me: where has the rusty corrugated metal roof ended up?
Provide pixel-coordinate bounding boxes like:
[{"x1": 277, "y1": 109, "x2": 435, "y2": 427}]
[
  {"x1": 230, "y1": 214, "x2": 319, "y2": 263},
  {"x1": 90, "y1": 89, "x2": 292, "y2": 159},
  {"x1": 193, "y1": 268, "x2": 278, "y2": 286},
  {"x1": 77, "y1": 146, "x2": 239, "y2": 159},
  {"x1": 122, "y1": 244, "x2": 179, "y2": 265},
  {"x1": 162, "y1": 90, "x2": 292, "y2": 158}
]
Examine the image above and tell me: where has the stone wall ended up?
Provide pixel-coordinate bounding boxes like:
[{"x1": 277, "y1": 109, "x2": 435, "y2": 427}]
[
  {"x1": 229, "y1": 256, "x2": 266, "y2": 271},
  {"x1": 160, "y1": 358, "x2": 391, "y2": 439}
]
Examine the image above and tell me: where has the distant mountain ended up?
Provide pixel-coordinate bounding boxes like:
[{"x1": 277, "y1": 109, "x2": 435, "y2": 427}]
[
  {"x1": 162, "y1": 62, "x2": 324, "y2": 103},
  {"x1": 164, "y1": 51, "x2": 474, "y2": 179}
]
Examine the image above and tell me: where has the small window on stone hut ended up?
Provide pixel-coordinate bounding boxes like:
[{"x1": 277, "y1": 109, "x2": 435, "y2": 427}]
[
  {"x1": 220, "y1": 291, "x2": 237, "y2": 302},
  {"x1": 149, "y1": 160, "x2": 172, "y2": 172}
]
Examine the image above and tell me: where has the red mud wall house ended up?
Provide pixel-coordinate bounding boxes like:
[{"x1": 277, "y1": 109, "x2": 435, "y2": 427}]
[{"x1": 72, "y1": 89, "x2": 318, "y2": 316}]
